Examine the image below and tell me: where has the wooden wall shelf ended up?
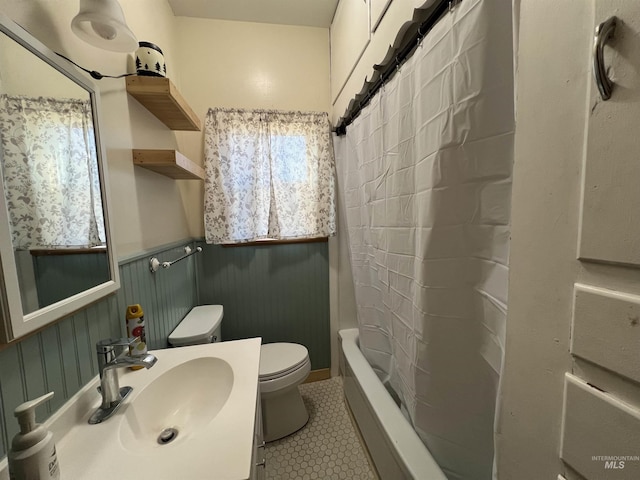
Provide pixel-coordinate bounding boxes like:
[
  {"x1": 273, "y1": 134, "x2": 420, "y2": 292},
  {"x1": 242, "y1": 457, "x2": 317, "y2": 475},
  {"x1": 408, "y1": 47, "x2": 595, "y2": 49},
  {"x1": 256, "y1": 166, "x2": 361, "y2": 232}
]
[
  {"x1": 126, "y1": 77, "x2": 201, "y2": 131},
  {"x1": 133, "y1": 149, "x2": 204, "y2": 180}
]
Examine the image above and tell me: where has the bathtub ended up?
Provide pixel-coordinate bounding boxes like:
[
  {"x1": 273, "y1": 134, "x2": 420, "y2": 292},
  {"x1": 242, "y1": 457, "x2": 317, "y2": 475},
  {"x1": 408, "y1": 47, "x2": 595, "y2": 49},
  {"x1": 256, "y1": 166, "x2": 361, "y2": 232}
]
[{"x1": 339, "y1": 328, "x2": 447, "y2": 480}]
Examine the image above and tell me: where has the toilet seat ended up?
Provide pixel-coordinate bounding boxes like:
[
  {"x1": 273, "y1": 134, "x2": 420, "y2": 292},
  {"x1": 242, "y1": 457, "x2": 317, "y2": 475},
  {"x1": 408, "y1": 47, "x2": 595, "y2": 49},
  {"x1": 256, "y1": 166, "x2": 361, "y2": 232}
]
[
  {"x1": 259, "y1": 343, "x2": 309, "y2": 381},
  {"x1": 259, "y1": 343, "x2": 310, "y2": 394}
]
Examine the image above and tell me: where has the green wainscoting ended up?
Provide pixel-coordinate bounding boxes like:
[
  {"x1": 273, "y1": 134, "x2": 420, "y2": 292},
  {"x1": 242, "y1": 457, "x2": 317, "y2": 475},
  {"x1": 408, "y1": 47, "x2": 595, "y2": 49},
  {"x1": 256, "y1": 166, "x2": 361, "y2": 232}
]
[
  {"x1": 117, "y1": 243, "x2": 198, "y2": 351},
  {"x1": 0, "y1": 241, "x2": 198, "y2": 459},
  {"x1": 196, "y1": 241, "x2": 331, "y2": 371},
  {"x1": 0, "y1": 239, "x2": 331, "y2": 461},
  {"x1": 33, "y1": 250, "x2": 110, "y2": 308}
]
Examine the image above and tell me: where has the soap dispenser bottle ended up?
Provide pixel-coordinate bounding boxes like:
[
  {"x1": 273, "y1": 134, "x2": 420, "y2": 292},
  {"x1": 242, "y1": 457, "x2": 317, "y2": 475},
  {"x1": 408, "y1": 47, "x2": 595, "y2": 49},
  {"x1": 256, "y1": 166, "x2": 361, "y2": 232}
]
[{"x1": 8, "y1": 392, "x2": 60, "y2": 480}]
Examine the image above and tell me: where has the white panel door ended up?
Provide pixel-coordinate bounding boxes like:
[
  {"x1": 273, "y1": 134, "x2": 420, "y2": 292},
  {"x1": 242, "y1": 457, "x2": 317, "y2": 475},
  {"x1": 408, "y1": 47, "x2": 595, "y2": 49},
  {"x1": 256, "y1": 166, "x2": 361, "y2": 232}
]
[
  {"x1": 561, "y1": 374, "x2": 640, "y2": 479},
  {"x1": 562, "y1": 2, "x2": 640, "y2": 479},
  {"x1": 330, "y1": 0, "x2": 371, "y2": 104},
  {"x1": 370, "y1": 0, "x2": 392, "y2": 31},
  {"x1": 578, "y1": 2, "x2": 640, "y2": 266},
  {"x1": 498, "y1": 1, "x2": 640, "y2": 478}
]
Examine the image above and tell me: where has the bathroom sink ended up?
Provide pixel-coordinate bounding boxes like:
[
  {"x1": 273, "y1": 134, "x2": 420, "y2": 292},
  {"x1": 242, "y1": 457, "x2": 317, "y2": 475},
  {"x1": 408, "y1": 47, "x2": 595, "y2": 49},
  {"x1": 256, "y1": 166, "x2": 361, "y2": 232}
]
[
  {"x1": 7, "y1": 338, "x2": 263, "y2": 480},
  {"x1": 119, "y1": 357, "x2": 234, "y2": 450}
]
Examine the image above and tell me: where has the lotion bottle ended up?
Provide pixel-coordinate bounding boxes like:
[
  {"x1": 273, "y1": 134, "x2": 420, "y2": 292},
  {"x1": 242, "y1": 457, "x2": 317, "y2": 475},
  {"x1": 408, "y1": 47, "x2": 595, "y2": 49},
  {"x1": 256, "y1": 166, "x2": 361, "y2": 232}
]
[{"x1": 8, "y1": 392, "x2": 60, "y2": 480}]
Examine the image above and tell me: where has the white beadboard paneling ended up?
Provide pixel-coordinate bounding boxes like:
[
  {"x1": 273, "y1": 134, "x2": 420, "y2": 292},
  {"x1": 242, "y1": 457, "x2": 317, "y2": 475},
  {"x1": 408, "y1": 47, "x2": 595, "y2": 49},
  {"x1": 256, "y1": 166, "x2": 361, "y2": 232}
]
[
  {"x1": 571, "y1": 284, "x2": 640, "y2": 384},
  {"x1": 561, "y1": 374, "x2": 640, "y2": 479}
]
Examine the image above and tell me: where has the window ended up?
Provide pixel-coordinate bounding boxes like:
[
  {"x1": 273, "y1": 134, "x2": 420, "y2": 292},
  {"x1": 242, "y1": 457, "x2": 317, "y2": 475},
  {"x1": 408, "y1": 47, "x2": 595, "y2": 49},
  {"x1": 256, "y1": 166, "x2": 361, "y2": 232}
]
[
  {"x1": 0, "y1": 95, "x2": 105, "y2": 249},
  {"x1": 203, "y1": 108, "x2": 336, "y2": 244}
]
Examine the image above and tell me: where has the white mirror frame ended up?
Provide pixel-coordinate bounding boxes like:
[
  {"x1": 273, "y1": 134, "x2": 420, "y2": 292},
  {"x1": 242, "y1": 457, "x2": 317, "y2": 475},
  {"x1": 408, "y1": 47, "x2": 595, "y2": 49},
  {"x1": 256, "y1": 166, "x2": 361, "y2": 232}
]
[{"x1": 0, "y1": 13, "x2": 120, "y2": 343}]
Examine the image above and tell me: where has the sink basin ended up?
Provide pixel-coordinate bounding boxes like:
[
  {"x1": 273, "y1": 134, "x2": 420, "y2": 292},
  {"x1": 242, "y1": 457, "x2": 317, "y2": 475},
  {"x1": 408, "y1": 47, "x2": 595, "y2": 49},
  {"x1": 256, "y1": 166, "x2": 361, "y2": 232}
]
[
  {"x1": 9, "y1": 338, "x2": 264, "y2": 480},
  {"x1": 119, "y1": 357, "x2": 234, "y2": 450}
]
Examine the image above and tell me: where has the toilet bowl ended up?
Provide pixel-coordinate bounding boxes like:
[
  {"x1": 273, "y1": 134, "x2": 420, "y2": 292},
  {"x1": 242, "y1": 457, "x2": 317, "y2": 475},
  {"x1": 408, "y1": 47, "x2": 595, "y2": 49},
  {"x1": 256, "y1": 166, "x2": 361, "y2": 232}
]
[
  {"x1": 259, "y1": 342, "x2": 311, "y2": 442},
  {"x1": 168, "y1": 305, "x2": 311, "y2": 442}
]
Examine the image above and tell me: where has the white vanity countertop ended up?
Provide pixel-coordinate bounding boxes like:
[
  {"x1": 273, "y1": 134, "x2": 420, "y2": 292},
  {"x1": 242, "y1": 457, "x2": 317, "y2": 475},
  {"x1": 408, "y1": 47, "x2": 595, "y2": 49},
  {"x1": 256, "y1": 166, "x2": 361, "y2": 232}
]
[{"x1": 0, "y1": 338, "x2": 262, "y2": 480}]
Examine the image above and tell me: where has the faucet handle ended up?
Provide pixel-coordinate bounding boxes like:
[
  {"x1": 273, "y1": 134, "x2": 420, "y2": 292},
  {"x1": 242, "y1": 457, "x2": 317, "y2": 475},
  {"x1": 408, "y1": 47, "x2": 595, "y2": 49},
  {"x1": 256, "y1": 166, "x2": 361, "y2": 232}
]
[{"x1": 96, "y1": 337, "x2": 138, "y2": 354}]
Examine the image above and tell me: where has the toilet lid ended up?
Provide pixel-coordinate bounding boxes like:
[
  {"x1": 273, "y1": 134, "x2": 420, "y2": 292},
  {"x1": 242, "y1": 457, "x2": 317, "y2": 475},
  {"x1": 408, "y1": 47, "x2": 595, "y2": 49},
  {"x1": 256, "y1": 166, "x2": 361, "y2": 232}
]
[{"x1": 260, "y1": 343, "x2": 309, "y2": 380}]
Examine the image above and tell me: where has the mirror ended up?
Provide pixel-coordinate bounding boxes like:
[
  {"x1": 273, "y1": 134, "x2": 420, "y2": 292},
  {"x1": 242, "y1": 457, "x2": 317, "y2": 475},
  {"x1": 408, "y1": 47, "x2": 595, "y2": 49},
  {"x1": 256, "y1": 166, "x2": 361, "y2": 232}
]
[{"x1": 0, "y1": 14, "x2": 119, "y2": 343}]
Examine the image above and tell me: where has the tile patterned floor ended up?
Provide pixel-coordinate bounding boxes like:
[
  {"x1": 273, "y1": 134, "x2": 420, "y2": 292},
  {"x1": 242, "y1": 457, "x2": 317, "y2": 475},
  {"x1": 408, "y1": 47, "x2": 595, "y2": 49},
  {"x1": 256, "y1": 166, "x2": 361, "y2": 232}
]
[{"x1": 265, "y1": 377, "x2": 377, "y2": 480}]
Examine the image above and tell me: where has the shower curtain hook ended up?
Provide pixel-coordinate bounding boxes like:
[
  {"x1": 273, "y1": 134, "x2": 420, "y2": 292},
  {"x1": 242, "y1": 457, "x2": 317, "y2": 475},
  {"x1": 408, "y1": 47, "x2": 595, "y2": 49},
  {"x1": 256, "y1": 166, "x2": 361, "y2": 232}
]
[{"x1": 417, "y1": 26, "x2": 425, "y2": 48}]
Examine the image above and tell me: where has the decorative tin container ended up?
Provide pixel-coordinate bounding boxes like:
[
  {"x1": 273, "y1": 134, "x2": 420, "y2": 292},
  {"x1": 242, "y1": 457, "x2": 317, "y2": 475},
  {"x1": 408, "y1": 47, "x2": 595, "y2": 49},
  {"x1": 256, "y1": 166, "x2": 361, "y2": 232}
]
[{"x1": 135, "y1": 41, "x2": 166, "y2": 77}]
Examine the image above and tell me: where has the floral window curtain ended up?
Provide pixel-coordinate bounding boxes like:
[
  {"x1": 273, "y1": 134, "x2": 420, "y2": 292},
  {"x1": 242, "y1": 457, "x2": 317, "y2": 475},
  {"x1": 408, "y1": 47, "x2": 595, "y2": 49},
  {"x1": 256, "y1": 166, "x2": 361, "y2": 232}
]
[
  {"x1": 204, "y1": 108, "x2": 336, "y2": 244},
  {"x1": 0, "y1": 95, "x2": 105, "y2": 249}
]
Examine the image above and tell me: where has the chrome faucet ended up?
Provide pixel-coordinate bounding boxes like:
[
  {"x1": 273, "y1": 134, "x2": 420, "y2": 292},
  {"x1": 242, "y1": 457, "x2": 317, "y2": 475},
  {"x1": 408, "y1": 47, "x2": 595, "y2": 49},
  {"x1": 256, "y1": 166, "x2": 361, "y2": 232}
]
[{"x1": 88, "y1": 337, "x2": 157, "y2": 424}]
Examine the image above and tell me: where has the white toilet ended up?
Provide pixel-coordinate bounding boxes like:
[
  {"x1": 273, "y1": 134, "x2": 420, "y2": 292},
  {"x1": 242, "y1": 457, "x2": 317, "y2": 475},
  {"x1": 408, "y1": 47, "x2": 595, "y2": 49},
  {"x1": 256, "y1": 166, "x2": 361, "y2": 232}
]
[
  {"x1": 168, "y1": 305, "x2": 311, "y2": 442},
  {"x1": 259, "y1": 342, "x2": 311, "y2": 441}
]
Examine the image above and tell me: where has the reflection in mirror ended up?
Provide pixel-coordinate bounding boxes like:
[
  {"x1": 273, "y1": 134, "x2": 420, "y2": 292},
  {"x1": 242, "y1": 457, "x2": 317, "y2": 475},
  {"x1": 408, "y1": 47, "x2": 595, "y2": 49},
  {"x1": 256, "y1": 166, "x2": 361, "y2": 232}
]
[{"x1": 0, "y1": 30, "x2": 110, "y2": 315}]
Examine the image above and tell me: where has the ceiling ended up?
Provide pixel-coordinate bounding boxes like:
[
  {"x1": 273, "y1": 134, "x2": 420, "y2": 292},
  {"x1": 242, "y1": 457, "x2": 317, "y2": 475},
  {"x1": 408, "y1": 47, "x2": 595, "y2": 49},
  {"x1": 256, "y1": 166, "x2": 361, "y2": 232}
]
[{"x1": 167, "y1": 0, "x2": 340, "y2": 28}]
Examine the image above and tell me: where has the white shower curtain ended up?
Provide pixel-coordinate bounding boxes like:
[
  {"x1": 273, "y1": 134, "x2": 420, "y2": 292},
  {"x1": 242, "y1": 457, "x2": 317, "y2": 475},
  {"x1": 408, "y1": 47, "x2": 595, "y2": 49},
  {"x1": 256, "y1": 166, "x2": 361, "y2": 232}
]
[{"x1": 334, "y1": 0, "x2": 514, "y2": 478}]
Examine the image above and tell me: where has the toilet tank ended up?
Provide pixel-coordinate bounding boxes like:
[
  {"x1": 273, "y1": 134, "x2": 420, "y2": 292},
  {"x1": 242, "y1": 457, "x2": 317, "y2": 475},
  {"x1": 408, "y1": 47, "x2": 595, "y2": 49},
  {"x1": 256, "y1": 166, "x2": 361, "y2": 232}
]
[{"x1": 168, "y1": 305, "x2": 223, "y2": 347}]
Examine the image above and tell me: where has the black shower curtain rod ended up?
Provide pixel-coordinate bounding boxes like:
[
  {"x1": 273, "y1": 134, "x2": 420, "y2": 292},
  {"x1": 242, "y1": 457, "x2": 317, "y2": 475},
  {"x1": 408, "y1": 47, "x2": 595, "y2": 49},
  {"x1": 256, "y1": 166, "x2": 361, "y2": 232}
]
[{"x1": 334, "y1": 0, "x2": 457, "y2": 136}]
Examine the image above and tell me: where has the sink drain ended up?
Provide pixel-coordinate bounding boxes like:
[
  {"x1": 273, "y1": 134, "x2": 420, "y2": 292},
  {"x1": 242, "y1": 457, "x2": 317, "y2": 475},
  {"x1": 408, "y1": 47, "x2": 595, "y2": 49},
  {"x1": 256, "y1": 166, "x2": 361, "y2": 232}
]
[{"x1": 157, "y1": 427, "x2": 179, "y2": 445}]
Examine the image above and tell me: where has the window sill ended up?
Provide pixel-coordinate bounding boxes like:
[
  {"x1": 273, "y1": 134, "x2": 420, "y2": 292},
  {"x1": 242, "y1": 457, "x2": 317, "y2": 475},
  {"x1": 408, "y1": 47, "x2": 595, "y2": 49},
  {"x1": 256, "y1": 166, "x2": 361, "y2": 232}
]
[
  {"x1": 29, "y1": 246, "x2": 107, "y2": 256},
  {"x1": 221, "y1": 237, "x2": 328, "y2": 248}
]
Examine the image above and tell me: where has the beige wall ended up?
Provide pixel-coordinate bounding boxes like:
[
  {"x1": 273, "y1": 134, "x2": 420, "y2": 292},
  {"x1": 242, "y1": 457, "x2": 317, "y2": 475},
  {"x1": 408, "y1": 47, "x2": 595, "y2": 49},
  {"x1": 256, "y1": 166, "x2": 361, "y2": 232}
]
[
  {"x1": 173, "y1": 17, "x2": 331, "y2": 237},
  {"x1": 0, "y1": 0, "x2": 190, "y2": 258},
  {"x1": 0, "y1": 33, "x2": 87, "y2": 99},
  {"x1": 0, "y1": 1, "x2": 331, "y2": 256}
]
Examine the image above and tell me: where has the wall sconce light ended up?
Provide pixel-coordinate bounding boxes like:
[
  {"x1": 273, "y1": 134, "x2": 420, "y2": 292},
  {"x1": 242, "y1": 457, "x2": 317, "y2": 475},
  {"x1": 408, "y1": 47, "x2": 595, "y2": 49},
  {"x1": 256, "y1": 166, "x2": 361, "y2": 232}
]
[{"x1": 71, "y1": 0, "x2": 138, "y2": 52}]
